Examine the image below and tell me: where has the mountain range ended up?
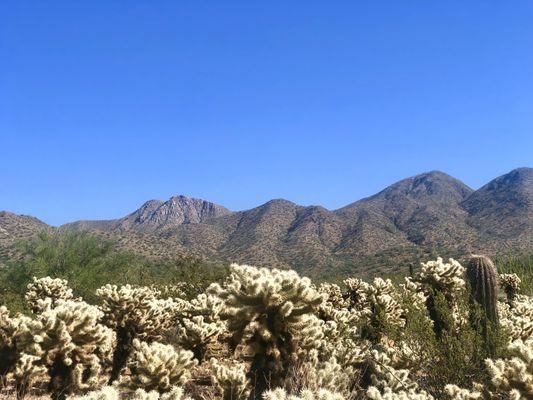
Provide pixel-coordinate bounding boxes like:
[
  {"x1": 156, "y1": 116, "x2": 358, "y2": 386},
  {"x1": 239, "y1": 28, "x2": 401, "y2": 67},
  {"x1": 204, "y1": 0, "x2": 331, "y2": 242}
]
[{"x1": 1, "y1": 168, "x2": 532, "y2": 277}]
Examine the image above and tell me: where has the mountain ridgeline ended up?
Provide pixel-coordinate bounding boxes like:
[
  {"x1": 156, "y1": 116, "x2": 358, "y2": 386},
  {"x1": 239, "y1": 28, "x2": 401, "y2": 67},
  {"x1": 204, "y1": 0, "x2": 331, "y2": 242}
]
[{"x1": 2, "y1": 168, "x2": 532, "y2": 277}]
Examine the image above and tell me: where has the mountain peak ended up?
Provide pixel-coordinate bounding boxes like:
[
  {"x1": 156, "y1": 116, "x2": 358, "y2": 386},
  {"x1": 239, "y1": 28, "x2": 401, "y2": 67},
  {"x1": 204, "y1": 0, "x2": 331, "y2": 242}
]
[
  {"x1": 126, "y1": 195, "x2": 231, "y2": 231},
  {"x1": 462, "y1": 167, "x2": 532, "y2": 238}
]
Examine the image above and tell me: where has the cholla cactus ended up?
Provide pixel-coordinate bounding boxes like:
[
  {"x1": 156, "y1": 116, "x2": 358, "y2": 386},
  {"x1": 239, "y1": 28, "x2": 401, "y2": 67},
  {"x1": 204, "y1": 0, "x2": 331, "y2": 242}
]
[
  {"x1": 444, "y1": 385, "x2": 481, "y2": 399},
  {"x1": 448, "y1": 338, "x2": 533, "y2": 399},
  {"x1": 131, "y1": 387, "x2": 192, "y2": 400},
  {"x1": 498, "y1": 294, "x2": 533, "y2": 341},
  {"x1": 317, "y1": 283, "x2": 347, "y2": 318},
  {"x1": 340, "y1": 278, "x2": 405, "y2": 343},
  {"x1": 484, "y1": 338, "x2": 533, "y2": 398},
  {"x1": 208, "y1": 264, "x2": 325, "y2": 397},
  {"x1": 0, "y1": 306, "x2": 24, "y2": 381},
  {"x1": 185, "y1": 293, "x2": 225, "y2": 321},
  {"x1": 67, "y1": 386, "x2": 119, "y2": 400},
  {"x1": 96, "y1": 284, "x2": 180, "y2": 383},
  {"x1": 343, "y1": 278, "x2": 369, "y2": 310},
  {"x1": 397, "y1": 278, "x2": 427, "y2": 313},
  {"x1": 23, "y1": 300, "x2": 114, "y2": 400},
  {"x1": 363, "y1": 346, "x2": 433, "y2": 400},
  {"x1": 499, "y1": 274, "x2": 521, "y2": 304},
  {"x1": 210, "y1": 358, "x2": 250, "y2": 400},
  {"x1": 175, "y1": 315, "x2": 223, "y2": 362},
  {"x1": 364, "y1": 347, "x2": 417, "y2": 392},
  {"x1": 173, "y1": 293, "x2": 225, "y2": 363},
  {"x1": 361, "y1": 278, "x2": 406, "y2": 343},
  {"x1": 414, "y1": 258, "x2": 466, "y2": 338},
  {"x1": 12, "y1": 353, "x2": 47, "y2": 399},
  {"x1": 262, "y1": 388, "x2": 345, "y2": 400},
  {"x1": 366, "y1": 387, "x2": 434, "y2": 400},
  {"x1": 415, "y1": 258, "x2": 465, "y2": 296},
  {"x1": 126, "y1": 339, "x2": 196, "y2": 393},
  {"x1": 25, "y1": 277, "x2": 75, "y2": 314}
]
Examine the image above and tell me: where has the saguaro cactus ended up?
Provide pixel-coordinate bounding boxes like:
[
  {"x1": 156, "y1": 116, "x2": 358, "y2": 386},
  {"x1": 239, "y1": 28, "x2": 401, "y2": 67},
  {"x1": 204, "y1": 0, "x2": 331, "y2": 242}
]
[{"x1": 466, "y1": 255, "x2": 499, "y2": 324}]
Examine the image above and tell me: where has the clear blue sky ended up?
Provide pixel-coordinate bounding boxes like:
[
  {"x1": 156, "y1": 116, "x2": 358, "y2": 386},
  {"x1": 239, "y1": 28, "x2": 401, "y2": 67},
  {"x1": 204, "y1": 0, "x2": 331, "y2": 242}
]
[{"x1": 1, "y1": 1, "x2": 532, "y2": 226}]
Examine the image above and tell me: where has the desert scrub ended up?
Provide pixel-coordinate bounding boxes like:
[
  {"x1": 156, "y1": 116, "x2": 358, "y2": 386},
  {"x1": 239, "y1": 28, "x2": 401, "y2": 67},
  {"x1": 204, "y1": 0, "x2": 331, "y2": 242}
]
[
  {"x1": 209, "y1": 264, "x2": 324, "y2": 398},
  {"x1": 0, "y1": 255, "x2": 531, "y2": 399}
]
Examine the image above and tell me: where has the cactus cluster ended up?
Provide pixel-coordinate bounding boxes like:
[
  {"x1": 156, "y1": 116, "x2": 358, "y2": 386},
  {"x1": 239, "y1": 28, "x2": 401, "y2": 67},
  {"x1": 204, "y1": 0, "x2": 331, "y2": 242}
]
[{"x1": 1, "y1": 255, "x2": 532, "y2": 400}]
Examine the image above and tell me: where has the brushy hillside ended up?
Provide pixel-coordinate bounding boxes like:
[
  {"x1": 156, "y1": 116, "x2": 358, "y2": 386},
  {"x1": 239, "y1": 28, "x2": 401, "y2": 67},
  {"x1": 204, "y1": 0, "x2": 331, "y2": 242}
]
[
  {"x1": 0, "y1": 232, "x2": 228, "y2": 313},
  {"x1": 0, "y1": 238, "x2": 531, "y2": 399}
]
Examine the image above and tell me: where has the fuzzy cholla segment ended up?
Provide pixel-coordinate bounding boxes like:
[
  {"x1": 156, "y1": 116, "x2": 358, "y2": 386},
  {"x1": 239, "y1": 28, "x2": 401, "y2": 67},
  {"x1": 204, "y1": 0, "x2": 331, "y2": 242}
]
[
  {"x1": 415, "y1": 258, "x2": 465, "y2": 295},
  {"x1": 0, "y1": 305, "x2": 21, "y2": 349},
  {"x1": 447, "y1": 338, "x2": 533, "y2": 399},
  {"x1": 366, "y1": 387, "x2": 434, "y2": 400},
  {"x1": 131, "y1": 387, "x2": 192, "y2": 400},
  {"x1": 68, "y1": 386, "x2": 119, "y2": 400},
  {"x1": 485, "y1": 338, "x2": 533, "y2": 399},
  {"x1": 210, "y1": 358, "x2": 250, "y2": 400},
  {"x1": 500, "y1": 273, "x2": 521, "y2": 303},
  {"x1": 97, "y1": 284, "x2": 178, "y2": 341},
  {"x1": 499, "y1": 294, "x2": 533, "y2": 341},
  {"x1": 25, "y1": 276, "x2": 75, "y2": 313},
  {"x1": 444, "y1": 384, "x2": 482, "y2": 399},
  {"x1": 364, "y1": 278, "x2": 406, "y2": 328},
  {"x1": 127, "y1": 339, "x2": 197, "y2": 392},
  {"x1": 27, "y1": 300, "x2": 114, "y2": 392},
  {"x1": 262, "y1": 388, "x2": 345, "y2": 400}
]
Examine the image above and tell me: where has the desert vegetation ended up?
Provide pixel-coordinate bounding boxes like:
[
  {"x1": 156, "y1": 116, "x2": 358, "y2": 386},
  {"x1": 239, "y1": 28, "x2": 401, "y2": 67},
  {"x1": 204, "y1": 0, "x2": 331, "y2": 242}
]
[{"x1": 0, "y1": 241, "x2": 532, "y2": 400}]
